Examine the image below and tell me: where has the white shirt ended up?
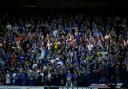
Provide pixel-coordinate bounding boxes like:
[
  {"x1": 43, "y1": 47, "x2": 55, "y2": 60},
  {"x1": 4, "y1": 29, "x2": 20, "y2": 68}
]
[
  {"x1": 70, "y1": 52, "x2": 74, "y2": 57},
  {"x1": 40, "y1": 72, "x2": 44, "y2": 82},
  {"x1": 32, "y1": 64, "x2": 38, "y2": 69},
  {"x1": 12, "y1": 73, "x2": 16, "y2": 83},
  {"x1": 104, "y1": 35, "x2": 109, "y2": 40},
  {"x1": 51, "y1": 59, "x2": 55, "y2": 64},
  {"x1": 48, "y1": 73, "x2": 51, "y2": 80},
  {"x1": 57, "y1": 61, "x2": 63, "y2": 66},
  {"x1": 47, "y1": 43, "x2": 52, "y2": 50},
  {"x1": 26, "y1": 23, "x2": 31, "y2": 28},
  {"x1": 7, "y1": 24, "x2": 12, "y2": 30},
  {"x1": 38, "y1": 50, "x2": 45, "y2": 60},
  {"x1": 12, "y1": 73, "x2": 16, "y2": 78},
  {"x1": 6, "y1": 73, "x2": 11, "y2": 84},
  {"x1": 53, "y1": 30, "x2": 58, "y2": 37},
  {"x1": 87, "y1": 44, "x2": 94, "y2": 51}
]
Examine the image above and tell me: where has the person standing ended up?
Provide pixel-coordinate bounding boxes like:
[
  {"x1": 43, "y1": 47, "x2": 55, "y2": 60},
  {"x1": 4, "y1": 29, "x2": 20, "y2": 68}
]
[
  {"x1": 29, "y1": 70, "x2": 36, "y2": 86},
  {"x1": 6, "y1": 70, "x2": 11, "y2": 85},
  {"x1": 66, "y1": 70, "x2": 73, "y2": 87}
]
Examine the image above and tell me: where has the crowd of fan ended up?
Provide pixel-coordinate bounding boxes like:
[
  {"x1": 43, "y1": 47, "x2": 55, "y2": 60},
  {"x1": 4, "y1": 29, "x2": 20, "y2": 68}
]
[{"x1": 0, "y1": 13, "x2": 128, "y2": 86}]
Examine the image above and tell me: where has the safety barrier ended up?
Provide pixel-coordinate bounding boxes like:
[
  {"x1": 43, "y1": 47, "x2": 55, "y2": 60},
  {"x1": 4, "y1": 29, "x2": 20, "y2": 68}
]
[
  {"x1": 0, "y1": 86, "x2": 98, "y2": 89},
  {"x1": 0, "y1": 83, "x2": 123, "y2": 89}
]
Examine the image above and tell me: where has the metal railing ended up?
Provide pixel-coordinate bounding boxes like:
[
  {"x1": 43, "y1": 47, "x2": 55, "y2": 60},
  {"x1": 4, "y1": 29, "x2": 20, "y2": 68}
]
[{"x1": 0, "y1": 86, "x2": 97, "y2": 89}]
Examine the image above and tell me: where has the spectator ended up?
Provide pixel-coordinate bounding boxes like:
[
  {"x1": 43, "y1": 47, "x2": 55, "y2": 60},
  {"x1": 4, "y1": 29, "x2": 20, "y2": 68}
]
[
  {"x1": 0, "y1": 13, "x2": 127, "y2": 87},
  {"x1": 5, "y1": 70, "x2": 11, "y2": 85}
]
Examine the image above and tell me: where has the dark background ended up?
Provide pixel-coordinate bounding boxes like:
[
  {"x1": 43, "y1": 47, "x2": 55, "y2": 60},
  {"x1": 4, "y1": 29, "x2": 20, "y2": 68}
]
[{"x1": 0, "y1": 0, "x2": 128, "y2": 14}]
